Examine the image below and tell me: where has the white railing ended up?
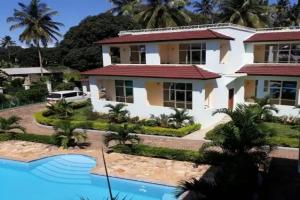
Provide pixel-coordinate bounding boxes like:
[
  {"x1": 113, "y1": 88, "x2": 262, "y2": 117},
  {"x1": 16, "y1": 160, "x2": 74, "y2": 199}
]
[{"x1": 119, "y1": 23, "x2": 300, "y2": 35}]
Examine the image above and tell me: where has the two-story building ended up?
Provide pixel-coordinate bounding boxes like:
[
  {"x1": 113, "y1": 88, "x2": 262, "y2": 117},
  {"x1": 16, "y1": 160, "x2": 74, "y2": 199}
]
[{"x1": 82, "y1": 24, "x2": 300, "y2": 128}]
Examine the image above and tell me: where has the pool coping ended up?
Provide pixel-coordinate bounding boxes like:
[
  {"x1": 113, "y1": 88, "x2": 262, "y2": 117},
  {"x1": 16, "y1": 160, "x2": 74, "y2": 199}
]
[{"x1": 0, "y1": 153, "x2": 178, "y2": 187}]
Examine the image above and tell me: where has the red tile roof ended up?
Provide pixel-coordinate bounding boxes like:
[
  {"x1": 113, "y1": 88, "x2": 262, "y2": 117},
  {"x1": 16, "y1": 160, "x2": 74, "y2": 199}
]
[
  {"x1": 82, "y1": 65, "x2": 221, "y2": 80},
  {"x1": 244, "y1": 31, "x2": 300, "y2": 43},
  {"x1": 96, "y1": 29, "x2": 234, "y2": 44},
  {"x1": 236, "y1": 64, "x2": 300, "y2": 77}
]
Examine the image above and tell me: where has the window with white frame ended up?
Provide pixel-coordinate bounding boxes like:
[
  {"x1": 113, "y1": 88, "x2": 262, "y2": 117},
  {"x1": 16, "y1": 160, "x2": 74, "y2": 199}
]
[
  {"x1": 264, "y1": 43, "x2": 300, "y2": 63},
  {"x1": 163, "y1": 82, "x2": 192, "y2": 109},
  {"x1": 265, "y1": 80, "x2": 297, "y2": 106},
  {"x1": 115, "y1": 80, "x2": 133, "y2": 103},
  {"x1": 130, "y1": 45, "x2": 146, "y2": 64},
  {"x1": 179, "y1": 43, "x2": 206, "y2": 64}
]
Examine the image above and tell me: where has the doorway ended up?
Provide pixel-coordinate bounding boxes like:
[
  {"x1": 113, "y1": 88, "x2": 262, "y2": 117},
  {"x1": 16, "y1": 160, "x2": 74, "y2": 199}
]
[{"x1": 228, "y1": 88, "x2": 234, "y2": 110}]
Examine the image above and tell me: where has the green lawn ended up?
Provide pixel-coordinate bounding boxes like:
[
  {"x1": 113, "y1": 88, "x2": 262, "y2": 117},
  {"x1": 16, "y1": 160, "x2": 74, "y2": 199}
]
[{"x1": 206, "y1": 122, "x2": 300, "y2": 148}]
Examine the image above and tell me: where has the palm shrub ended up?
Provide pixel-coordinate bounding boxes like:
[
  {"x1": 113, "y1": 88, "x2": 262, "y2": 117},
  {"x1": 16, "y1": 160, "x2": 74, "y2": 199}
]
[
  {"x1": 53, "y1": 121, "x2": 87, "y2": 149},
  {"x1": 168, "y1": 108, "x2": 193, "y2": 128},
  {"x1": 47, "y1": 99, "x2": 73, "y2": 119},
  {"x1": 104, "y1": 124, "x2": 141, "y2": 147},
  {"x1": 249, "y1": 96, "x2": 278, "y2": 123},
  {"x1": 105, "y1": 103, "x2": 129, "y2": 123},
  {"x1": 150, "y1": 114, "x2": 170, "y2": 128},
  {"x1": 0, "y1": 116, "x2": 26, "y2": 134}
]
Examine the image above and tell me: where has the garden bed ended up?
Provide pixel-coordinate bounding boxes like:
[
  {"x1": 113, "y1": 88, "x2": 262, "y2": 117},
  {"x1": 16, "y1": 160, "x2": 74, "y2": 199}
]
[
  {"x1": 35, "y1": 110, "x2": 201, "y2": 137},
  {"x1": 206, "y1": 122, "x2": 300, "y2": 148},
  {"x1": 0, "y1": 133, "x2": 56, "y2": 145}
]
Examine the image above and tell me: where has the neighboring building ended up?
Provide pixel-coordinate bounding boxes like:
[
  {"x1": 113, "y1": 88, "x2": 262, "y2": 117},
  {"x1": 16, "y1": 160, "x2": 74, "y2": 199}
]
[{"x1": 82, "y1": 23, "x2": 300, "y2": 128}]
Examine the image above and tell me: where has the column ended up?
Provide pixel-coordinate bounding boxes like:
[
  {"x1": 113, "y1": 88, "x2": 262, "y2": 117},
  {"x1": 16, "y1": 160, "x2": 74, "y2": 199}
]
[
  {"x1": 256, "y1": 79, "x2": 265, "y2": 98},
  {"x1": 145, "y1": 43, "x2": 160, "y2": 65},
  {"x1": 102, "y1": 45, "x2": 112, "y2": 66},
  {"x1": 133, "y1": 79, "x2": 148, "y2": 115},
  {"x1": 192, "y1": 80, "x2": 205, "y2": 111}
]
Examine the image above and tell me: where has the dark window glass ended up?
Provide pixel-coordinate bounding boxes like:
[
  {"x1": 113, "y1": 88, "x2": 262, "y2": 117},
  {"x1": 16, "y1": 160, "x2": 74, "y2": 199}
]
[
  {"x1": 115, "y1": 80, "x2": 133, "y2": 103},
  {"x1": 163, "y1": 82, "x2": 193, "y2": 109},
  {"x1": 63, "y1": 92, "x2": 77, "y2": 98},
  {"x1": 110, "y1": 47, "x2": 120, "y2": 64},
  {"x1": 48, "y1": 93, "x2": 61, "y2": 99}
]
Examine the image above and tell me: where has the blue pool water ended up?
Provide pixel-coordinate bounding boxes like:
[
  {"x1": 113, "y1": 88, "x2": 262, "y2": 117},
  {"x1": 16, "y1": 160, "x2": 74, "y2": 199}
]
[{"x1": 0, "y1": 155, "x2": 176, "y2": 200}]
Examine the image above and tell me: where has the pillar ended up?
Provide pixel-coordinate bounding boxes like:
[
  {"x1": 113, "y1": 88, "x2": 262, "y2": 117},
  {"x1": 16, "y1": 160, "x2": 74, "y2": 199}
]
[
  {"x1": 46, "y1": 80, "x2": 52, "y2": 93},
  {"x1": 256, "y1": 79, "x2": 265, "y2": 98},
  {"x1": 102, "y1": 45, "x2": 112, "y2": 66},
  {"x1": 145, "y1": 43, "x2": 160, "y2": 65}
]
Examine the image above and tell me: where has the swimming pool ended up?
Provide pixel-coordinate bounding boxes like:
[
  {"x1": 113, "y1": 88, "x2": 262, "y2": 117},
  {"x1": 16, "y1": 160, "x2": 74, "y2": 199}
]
[{"x1": 0, "y1": 155, "x2": 177, "y2": 200}]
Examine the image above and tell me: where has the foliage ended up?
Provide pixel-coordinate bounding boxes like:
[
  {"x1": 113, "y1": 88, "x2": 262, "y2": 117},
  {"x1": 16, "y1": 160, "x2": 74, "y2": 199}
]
[
  {"x1": 53, "y1": 120, "x2": 87, "y2": 148},
  {"x1": 109, "y1": 0, "x2": 140, "y2": 16},
  {"x1": 193, "y1": 0, "x2": 216, "y2": 23},
  {"x1": 248, "y1": 96, "x2": 278, "y2": 123},
  {"x1": 219, "y1": 0, "x2": 268, "y2": 28},
  {"x1": 104, "y1": 124, "x2": 141, "y2": 147},
  {"x1": 15, "y1": 82, "x2": 48, "y2": 103},
  {"x1": 63, "y1": 71, "x2": 81, "y2": 82},
  {"x1": 105, "y1": 103, "x2": 129, "y2": 123},
  {"x1": 168, "y1": 108, "x2": 194, "y2": 128},
  {"x1": 0, "y1": 116, "x2": 26, "y2": 134},
  {"x1": 112, "y1": 144, "x2": 201, "y2": 162},
  {"x1": 0, "y1": 94, "x2": 7, "y2": 104},
  {"x1": 0, "y1": 132, "x2": 56, "y2": 144},
  {"x1": 54, "y1": 82, "x2": 76, "y2": 91},
  {"x1": 47, "y1": 99, "x2": 74, "y2": 119},
  {"x1": 149, "y1": 114, "x2": 170, "y2": 128}
]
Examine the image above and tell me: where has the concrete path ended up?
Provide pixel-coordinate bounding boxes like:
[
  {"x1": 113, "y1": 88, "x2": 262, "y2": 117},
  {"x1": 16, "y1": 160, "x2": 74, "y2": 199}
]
[{"x1": 0, "y1": 104, "x2": 298, "y2": 159}]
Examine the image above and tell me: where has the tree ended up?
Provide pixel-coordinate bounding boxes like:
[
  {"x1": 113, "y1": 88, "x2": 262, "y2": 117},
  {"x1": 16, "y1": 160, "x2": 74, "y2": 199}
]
[
  {"x1": 0, "y1": 116, "x2": 26, "y2": 134},
  {"x1": 53, "y1": 121, "x2": 87, "y2": 149},
  {"x1": 168, "y1": 108, "x2": 193, "y2": 128},
  {"x1": 109, "y1": 0, "x2": 140, "y2": 16},
  {"x1": 104, "y1": 124, "x2": 140, "y2": 147},
  {"x1": 272, "y1": 0, "x2": 292, "y2": 27},
  {"x1": 0, "y1": 36, "x2": 16, "y2": 61},
  {"x1": 219, "y1": 0, "x2": 268, "y2": 28},
  {"x1": 7, "y1": 0, "x2": 63, "y2": 75},
  {"x1": 47, "y1": 99, "x2": 74, "y2": 119},
  {"x1": 193, "y1": 0, "x2": 216, "y2": 23},
  {"x1": 105, "y1": 103, "x2": 129, "y2": 123},
  {"x1": 135, "y1": 0, "x2": 191, "y2": 28},
  {"x1": 250, "y1": 96, "x2": 278, "y2": 123}
]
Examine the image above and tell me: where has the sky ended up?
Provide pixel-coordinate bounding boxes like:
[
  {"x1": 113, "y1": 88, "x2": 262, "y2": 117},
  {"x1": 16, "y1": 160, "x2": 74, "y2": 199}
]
[{"x1": 0, "y1": 0, "x2": 298, "y2": 46}]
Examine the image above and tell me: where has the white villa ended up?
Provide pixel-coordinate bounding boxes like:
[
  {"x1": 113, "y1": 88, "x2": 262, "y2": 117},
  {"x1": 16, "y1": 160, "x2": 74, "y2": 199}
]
[{"x1": 83, "y1": 23, "x2": 300, "y2": 128}]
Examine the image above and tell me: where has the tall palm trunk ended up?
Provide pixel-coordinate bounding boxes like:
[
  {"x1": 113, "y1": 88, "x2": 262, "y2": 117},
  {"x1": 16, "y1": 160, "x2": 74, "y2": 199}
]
[{"x1": 37, "y1": 45, "x2": 43, "y2": 76}]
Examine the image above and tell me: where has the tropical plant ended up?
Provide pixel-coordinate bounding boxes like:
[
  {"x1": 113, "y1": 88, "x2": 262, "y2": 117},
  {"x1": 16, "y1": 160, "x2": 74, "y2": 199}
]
[
  {"x1": 109, "y1": 0, "x2": 141, "y2": 16},
  {"x1": 105, "y1": 103, "x2": 129, "y2": 123},
  {"x1": 0, "y1": 116, "x2": 26, "y2": 134},
  {"x1": 7, "y1": 0, "x2": 63, "y2": 75},
  {"x1": 168, "y1": 108, "x2": 193, "y2": 128},
  {"x1": 135, "y1": 0, "x2": 191, "y2": 28},
  {"x1": 47, "y1": 99, "x2": 73, "y2": 119},
  {"x1": 53, "y1": 121, "x2": 87, "y2": 149},
  {"x1": 219, "y1": 0, "x2": 268, "y2": 28},
  {"x1": 193, "y1": 0, "x2": 216, "y2": 23},
  {"x1": 0, "y1": 36, "x2": 16, "y2": 60},
  {"x1": 104, "y1": 124, "x2": 141, "y2": 147},
  {"x1": 150, "y1": 114, "x2": 170, "y2": 128},
  {"x1": 250, "y1": 96, "x2": 278, "y2": 123}
]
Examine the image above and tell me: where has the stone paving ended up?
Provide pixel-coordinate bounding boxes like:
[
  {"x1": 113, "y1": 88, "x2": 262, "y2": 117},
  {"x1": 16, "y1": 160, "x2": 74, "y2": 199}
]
[{"x1": 0, "y1": 141, "x2": 210, "y2": 186}]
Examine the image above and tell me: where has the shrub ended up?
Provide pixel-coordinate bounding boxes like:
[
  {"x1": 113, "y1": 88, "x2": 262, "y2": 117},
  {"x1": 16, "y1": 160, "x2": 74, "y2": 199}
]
[
  {"x1": 0, "y1": 94, "x2": 7, "y2": 104},
  {"x1": 54, "y1": 82, "x2": 76, "y2": 91},
  {"x1": 15, "y1": 85, "x2": 48, "y2": 104},
  {"x1": 71, "y1": 100, "x2": 90, "y2": 109},
  {"x1": 112, "y1": 144, "x2": 201, "y2": 162},
  {"x1": 0, "y1": 133, "x2": 55, "y2": 145},
  {"x1": 143, "y1": 124, "x2": 201, "y2": 137}
]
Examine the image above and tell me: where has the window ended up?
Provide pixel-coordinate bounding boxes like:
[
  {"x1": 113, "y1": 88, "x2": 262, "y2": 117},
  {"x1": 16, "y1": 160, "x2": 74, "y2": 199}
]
[
  {"x1": 266, "y1": 80, "x2": 297, "y2": 106},
  {"x1": 130, "y1": 45, "x2": 146, "y2": 64},
  {"x1": 115, "y1": 80, "x2": 133, "y2": 103},
  {"x1": 63, "y1": 92, "x2": 77, "y2": 98},
  {"x1": 179, "y1": 43, "x2": 206, "y2": 64},
  {"x1": 110, "y1": 47, "x2": 120, "y2": 64},
  {"x1": 264, "y1": 43, "x2": 300, "y2": 63},
  {"x1": 163, "y1": 82, "x2": 192, "y2": 109}
]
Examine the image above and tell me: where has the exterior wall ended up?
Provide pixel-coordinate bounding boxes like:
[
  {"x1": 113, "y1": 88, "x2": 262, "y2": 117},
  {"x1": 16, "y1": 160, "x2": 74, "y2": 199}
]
[
  {"x1": 145, "y1": 43, "x2": 160, "y2": 65},
  {"x1": 120, "y1": 45, "x2": 130, "y2": 64},
  {"x1": 220, "y1": 40, "x2": 230, "y2": 64},
  {"x1": 244, "y1": 80, "x2": 256, "y2": 101},
  {"x1": 89, "y1": 76, "x2": 226, "y2": 128},
  {"x1": 254, "y1": 44, "x2": 265, "y2": 63},
  {"x1": 159, "y1": 44, "x2": 179, "y2": 64}
]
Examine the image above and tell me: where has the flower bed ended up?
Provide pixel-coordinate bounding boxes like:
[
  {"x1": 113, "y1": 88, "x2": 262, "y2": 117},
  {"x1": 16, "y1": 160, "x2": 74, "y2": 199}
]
[{"x1": 35, "y1": 111, "x2": 201, "y2": 137}]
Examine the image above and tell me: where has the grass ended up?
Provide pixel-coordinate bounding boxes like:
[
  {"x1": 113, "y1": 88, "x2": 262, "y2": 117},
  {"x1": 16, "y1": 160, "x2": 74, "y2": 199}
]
[
  {"x1": 0, "y1": 133, "x2": 56, "y2": 145},
  {"x1": 205, "y1": 122, "x2": 300, "y2": 148},
  {"x1": 112, "y1": 144, "x2": 202, "y2": 162}
]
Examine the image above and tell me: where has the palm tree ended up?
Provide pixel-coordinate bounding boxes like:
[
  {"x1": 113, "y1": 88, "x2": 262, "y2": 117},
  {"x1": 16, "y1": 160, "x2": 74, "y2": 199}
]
[
  {"x1": 193, "y1": 0, "x2": 215, "y2": 23},
  {"x1": 168, "y1": 108, "x2": 193, "y2": 128},
  {"x1": 104, "y1": 124, "x2": 140, "y2": 147},
  {"x1": 219, "y1": 0, "x2": 268, "y2": 28},
  {"x1": 0, "y1": 116, "x2": 26, "y2": 134},
  {"x1": 109, "y1": 0, "x2": 141, "y2": 16},
  {"x1": 135, "y1": 0, "x2": 191, "y2": 28},
  {"x1": 250, "y1": 96, "x2": 278, "y2": 123},
  {"x1": 105, "y1": 103, "x2": 129, "y2": 123},
  {"x1": 7, "y1": 0, "x2": 63, "y2": 76},
  {"x1": 53, "y1": 121, "x2": 87, "y2": 149},
  {"x1": 47, "y1": 99, "x2": 73, "y2": 119},
  {"x1": 0, "y1": 36, "x2": 16, "y2": 61}
]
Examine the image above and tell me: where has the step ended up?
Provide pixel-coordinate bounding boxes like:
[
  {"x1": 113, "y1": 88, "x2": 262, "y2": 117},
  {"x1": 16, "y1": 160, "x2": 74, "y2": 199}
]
[{"x1": 32, "y1": 167, "x2": 90, "y2": 180}]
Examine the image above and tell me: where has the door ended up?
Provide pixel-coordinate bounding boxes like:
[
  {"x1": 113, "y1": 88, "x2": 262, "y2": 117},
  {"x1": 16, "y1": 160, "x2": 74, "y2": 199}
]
[{"x1": 228, "y1": 88, "x2": 234, "y2": 110}]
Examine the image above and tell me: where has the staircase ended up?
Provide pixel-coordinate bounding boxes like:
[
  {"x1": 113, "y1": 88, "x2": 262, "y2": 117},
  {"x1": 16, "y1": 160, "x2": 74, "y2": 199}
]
[{"x1": 31, "y1": 155, "x2": 96, "y2": 185}]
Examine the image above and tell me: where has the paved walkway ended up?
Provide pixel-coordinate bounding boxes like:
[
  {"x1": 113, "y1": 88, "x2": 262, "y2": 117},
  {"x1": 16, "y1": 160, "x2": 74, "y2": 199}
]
[{"x1": 0, "y1": 104, "x2": 299, "y2": 159}]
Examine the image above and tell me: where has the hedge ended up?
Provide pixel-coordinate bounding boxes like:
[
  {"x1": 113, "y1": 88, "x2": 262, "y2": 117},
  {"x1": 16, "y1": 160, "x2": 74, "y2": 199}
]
[
  {"x1": 112, "y1": 144, "x2": 202, "y2": 162},
  {"x1": 35, "y1": 111, "x2": 201, "y2": 137},
  {"x1": 0, "y1": 133, "x2": 56, "y2": 145}
]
